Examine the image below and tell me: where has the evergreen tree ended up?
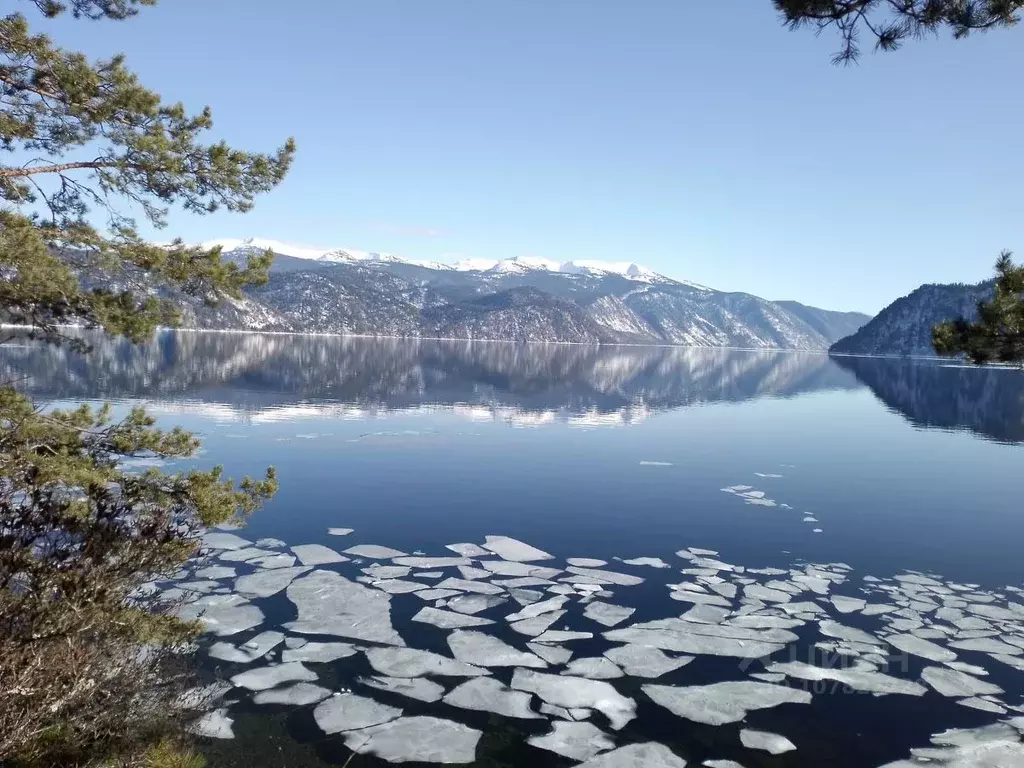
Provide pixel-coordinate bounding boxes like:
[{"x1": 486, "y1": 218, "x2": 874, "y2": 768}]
[
  {"x1": 933, "y1": 252, "x2": 1024, "y2": 364},
  {"x1": 0, "y1": 1, "x2": 293, "y2": 765},
  {"x1": 775, "y1": 0, "x2": 1021, "y2": 63}
]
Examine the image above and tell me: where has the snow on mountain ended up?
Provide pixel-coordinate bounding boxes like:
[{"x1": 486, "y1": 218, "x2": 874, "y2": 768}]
[{"x1": 203, "y1": 238, "x2": 676, "y2": 284}]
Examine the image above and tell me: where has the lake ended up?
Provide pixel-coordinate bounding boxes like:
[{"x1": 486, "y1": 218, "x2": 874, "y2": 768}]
[{"x1": 4, "y1": 330, "x2": 1023, "y2": 767}]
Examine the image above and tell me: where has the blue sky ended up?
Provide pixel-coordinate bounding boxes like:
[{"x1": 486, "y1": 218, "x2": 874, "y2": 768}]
[{"x1": 45, "y1": 1, "x2": 1023, "y2": 313}]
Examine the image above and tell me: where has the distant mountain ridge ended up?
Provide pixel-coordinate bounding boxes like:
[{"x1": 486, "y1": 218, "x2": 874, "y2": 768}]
[
  {"x1": 830, "y1": 280, "x2": 994, "y2": 357},
  {"x1": 127, "y1": 238, "x2": 872, "y2": 350}
]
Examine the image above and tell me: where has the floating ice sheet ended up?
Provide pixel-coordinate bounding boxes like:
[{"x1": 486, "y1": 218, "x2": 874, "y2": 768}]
[
  {"x1": 510, "y1": 610, "x2": 566, "y2": 637},
  {"x1": 482, "y1": 535, "x2": 553, "y2": 562},
  {"x1": 446, "y1": 543, "x2": 490, "y2": 557},
  {"x1": 365, "y1": 647, "x2": 488, "y2": 678},
  {"x1": 568, "y1": 558, "x2": 608, "y2": 567},
  {"x1": 393, "y1": 556, "x2": 471, "y2": 568},
  {"x1": 363, "y1": 565, "x2": 412, "y2": 579},
  {"x1": 281, "y1": 641, "x2": 359, "y2": 663},
  {"x1": 528, "y1": 721, "x2": 616, "y2": 761},
  {"x1": 567, "y1": 566, "x2": 644, "y2": 586},
  {"x1": 529, "y1": 643, "x2": 574, "y2": 665},
  {"x1": 511, "y1": 669, "x2": 636, "y2": 730},
  {"x1": 373, "y1": 578, "x2": 429, "y2": 595},
  {"x1": 562, "y1": 657, "x2": 624, "y2": 679},
  {"x1": 196, "y1": 566, "x2": 236, "y2": 580},
  {"x1": 603, "y1": 645, "x2": 693, "y2": 678},
  {"x1": 285, "y1": 570, "x2": 405, "y2": 646},
  {"x1": 583, "y1": 601, "x2": 636, "y2": 628},
  {"x1": 358, "y1": 675, "x2": 446, "y2": 703},
  {"x1": 443, "y1": 677, "x2": 543, "y2": 719},
  {"x1": 235, "y1": 566, "x2": 311, "y2": 599},
  {"x1": 342, "y1": 716, "x2": 482, "y2": 764},
  {"x1": 415, "y1": 588, "x2": 463, "y2": 601},
  {"x1": 344, "y1": 544, "x2": 408, "y2": 559},
  {"x1": 231, "y1": 661, "x2": 318, "y2": 691},
  {"x1": 506, "y1": 596, "x2": 568, "y2": 622},
  {"x1": 435, "y1": 577, "x2": 505, "y2": 595},
  {"x1": 253, "y1": 682, "x2": 332, "y2": 706},
  {"x1": 202, "y1": 532, "x2": 251, "y2": 551},
  {"x1": 621, "y1": 557, "x2": 670, "y2": 568},
  {"x1": 534, "y1": 630, "x2": 594, "y2": 644},
  {"x1": 921, "y1": 666, "x2": 1003, "y2": 697},
  {"x1": 412, "y1": 607, "x2": 496, "y2": 629},
  {"x1": 292, "y1": 544, "x2": 348, "y2": 565},
  {"x1": 313, "y1": 693, "x2": 403, "y2": 735},
  {"x1": 740, "y1": 729, "x2": 797, "y2": 755},
  {"x1": 209, "y1": 630, "x2": 284, "y2": 663},
  {"x1": 768, "y1": 661, "x2": 927, "y2": 696},
  {"x1": 605, "y1": 618, "x2": 792, "y2": 659},
  {"x1": 887, "y1": 633, "x2": 957, "y2": 663},
  {"x1": 643, "y1": 681, "x2": 811, "y2": 725},
  {"x1": 481, "y1": 560, "x2": 562, "y2": 579},
  {"x1": 327, "y1": 527, "x2": 354, "y2": 536},
  {"x1": 448, "y1": 630, "x2": 547, "y2": 668},
  {"x1": 447, "y1": 594, "x2": 507, "y2": 614},
  {"x1": 831, "y1": 596, "x2": 867, "y2": 614},
  {"x1": 575, "y1": 742, "x2": 688, "y2": 768},
  {"x1": 188, "y1": 708, "x2": 234, "y2": 739}
]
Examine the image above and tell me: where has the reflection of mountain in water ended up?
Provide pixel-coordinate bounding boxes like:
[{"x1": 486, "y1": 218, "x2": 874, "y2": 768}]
[
  {"x1": 834, "y1": 356, "x2": 1024, "y2": 444},
  {"x1": 0, "y1": 330, "x2": 863, "y2": 424}
]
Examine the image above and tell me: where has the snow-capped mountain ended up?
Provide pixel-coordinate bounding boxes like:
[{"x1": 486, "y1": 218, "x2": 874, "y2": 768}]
[
  {"x1": 163, "y1": 237, "x2": 872, "y2": 349},
  {"x1": 203, "y1": 238, "x2": 677, "y2": 284}
]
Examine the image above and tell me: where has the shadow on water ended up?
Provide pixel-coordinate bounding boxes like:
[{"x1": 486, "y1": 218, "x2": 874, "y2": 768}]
[{"x1": 832, "y1": 354, "x2": 1024, "y2": 444}]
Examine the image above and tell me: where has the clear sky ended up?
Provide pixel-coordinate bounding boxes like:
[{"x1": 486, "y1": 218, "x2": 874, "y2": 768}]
[{"x1": 44, "y1": 0, "x2": 1023, "y2": 313}]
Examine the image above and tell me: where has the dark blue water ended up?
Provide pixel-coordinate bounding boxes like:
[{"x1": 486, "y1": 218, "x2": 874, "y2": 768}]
[{"x1": 4, "y1": 331, "x2": 1023, "y2": 766}]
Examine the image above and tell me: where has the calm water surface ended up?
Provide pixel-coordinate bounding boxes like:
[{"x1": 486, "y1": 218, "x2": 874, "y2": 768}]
[{"x1": 3, "y1": 331, "x2": 1023, "y2": 767}]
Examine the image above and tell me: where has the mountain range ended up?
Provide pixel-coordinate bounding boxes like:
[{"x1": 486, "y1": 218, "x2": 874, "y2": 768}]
[{"x1": 165, "y1": 238, "x2": 871, "y2": 350}]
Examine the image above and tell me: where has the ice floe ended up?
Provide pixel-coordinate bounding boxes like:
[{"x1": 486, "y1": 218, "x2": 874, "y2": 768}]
[
  {"x1": 234, "y1": 566, "x2": 310, "y2": 599},
  {"x1": 327, "y1": 527, "x2": 354, "y2": 536},
  {"x1": 603, "y1": 645, "x2": 693, "y2": 678},
  {"x1": 567, "y1": 566, "x2": 644, "y2": 586},
  {"x1": 481, "y1": 535, "x2": 553, "y2": 562},
  {"x1": 253, "y1": 682, "x2": 332, "y2": 706},
  {"x1": 208, "y1": 630, "x2": 284, "y2": 663},
  {"x1": 643, "y1": 681, "x2": 811, "y2": 725},
  {"x1": 443, "y1": 676, "x2": 543, "y2": 719},
  {"x1": 621, "y1": 557, "x2": 670, "y2": 568},
  {"x1": 887, "y1": 633, "x2": 957, "y2": 663},
  {"x1": 740, "y1": 729, "x2": 797, "y2": 754},
  {"x1": 511, "y1": 669, "x2": 637, "y2": 730},
  {"x1": 358, "y1": 675, "x2": 446, "y2": 703},
  {"x1": 188, "y1": 708, "x2": 234, "y2": 739},
  {"x1": 605, "y1": 618, "x2": 792, "y2": 659},
  {"x1": 767, "y1": 661, "x2": 927, "y2": 696},
  {"x1": 202, "y1": 532, "x2": 251, "y2": 551},
  {"x1": 448, "y1": 630, "x2": 548, "y2": 668},
  {"x1": 412, "y1": 607, "x2": 496, "y2": 629},
  {"x1": 291, "y1": 544, "x2": 348, "y2": 565},
  {"x1": 568, "y1": 558, "x2": 608, "y2": 567},
  {"x1": 583, "y1": 601, "x2": 636, "y2": 628},
  {"x1": 341, "y1": 716, "x2": 481, "y2": 764},
  {"x1": 231, "y1": 661, "x2": 318, "y2": 691},
  {"x1": 281, "y1": 641, "x2": 359, "y2": 663},
  {"x1": 285, "y1": 570, "x2": 405, "y2": 646},
  {"x1": 562, "y1": 657, "x2": 624, "y2": 679},
  {"x1": 510, "y1": 610, "x2": 567, "y2": 637},
  {"x1": 506, "y1": 595, "x2": 569, "y2": 622},
  {"x1": 365, "y1": 647, "x2": 488, "y2": 678},
  {"x1": 435, "y1": 577, "x2": 505, "y2": 595},
  {"x1": 313, "y1": 693, "x2": 403, "y2": 734},
  {"x1": 575, "y1": 742, "x2": 687, "y2": 768},
  {"x1": 447, "y1": 594, "x2": 507, "y2": 614},
  {"x1": 528, "y1": 720, "x2": 615, "y2": 760},
  {"x1": 446, "y1": 543, "x2": 490, "y2": 557},
  {"x1": 529, "y1": 643, "x2": 574, "y2": 665},
  {"x1": 393, "y1": 556, "x2": 470, "y2": 568},
  {"x1": 534, "y1": 630, "x2": 594, "y2": 644},
  {"x1": 343, "y1": 544, "x2": 407, "y2": 559}
]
